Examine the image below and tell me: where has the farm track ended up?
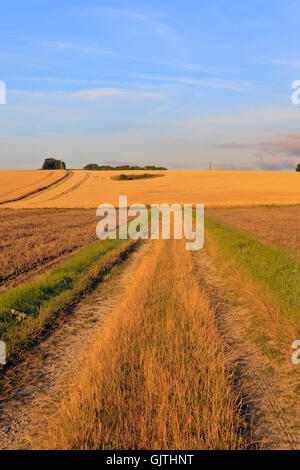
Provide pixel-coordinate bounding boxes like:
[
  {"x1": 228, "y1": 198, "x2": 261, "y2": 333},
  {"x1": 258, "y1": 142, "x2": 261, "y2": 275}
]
[
  {"x1": 47, "y1": 172, "x2": 90, "y2": 201},
  {"x1": 0, "y1": 236, "x2": 298, "y2": 449},
  {"x1": 0, "y1": 171, "x2": 69, "y2": 206},
  {"x1": 0, "y1": 171, "x2": 54, "y2": 200},
  {"x1": 192, "y1": 248, "x2": 300, "y2": 450},
  {"x1": 0, "y1": 242, "x2": 149, "y2": 450}
]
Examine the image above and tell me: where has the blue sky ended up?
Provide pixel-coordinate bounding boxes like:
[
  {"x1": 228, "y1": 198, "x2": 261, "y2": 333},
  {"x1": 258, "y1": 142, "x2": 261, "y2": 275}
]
[{"x1": 0, "y1": 0, "x2": 300, "y2": 169}]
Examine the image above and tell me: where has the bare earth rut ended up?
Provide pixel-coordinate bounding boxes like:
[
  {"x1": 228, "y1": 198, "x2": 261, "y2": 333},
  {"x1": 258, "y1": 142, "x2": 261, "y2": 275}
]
[
  {"x1": 192, "y1": 248, "x2": 300, "y2": 450},
  {"x1": 0, "y1": 242, "x2": 149, "y2": 450}
]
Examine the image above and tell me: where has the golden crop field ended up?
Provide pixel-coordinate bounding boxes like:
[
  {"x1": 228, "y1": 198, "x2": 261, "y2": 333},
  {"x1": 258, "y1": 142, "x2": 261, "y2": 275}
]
[
  {"x1": 3, "y1": 169, "x2": 300, "y2": 209},
  {"x1": 1, "y1": 169, "x2": 300, "y2": 451},
  {"x1": 0, "y1": 170, "x2": 67, "y2": 204}
]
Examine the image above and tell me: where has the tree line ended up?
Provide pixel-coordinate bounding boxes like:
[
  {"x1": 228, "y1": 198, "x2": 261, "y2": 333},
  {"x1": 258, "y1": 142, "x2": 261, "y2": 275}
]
[{"x1": 83, "y1": 163, "x2": 167, "y2": 171}]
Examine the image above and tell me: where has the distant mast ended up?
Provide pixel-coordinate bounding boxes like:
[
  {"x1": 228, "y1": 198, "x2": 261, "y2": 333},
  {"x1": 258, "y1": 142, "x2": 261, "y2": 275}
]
[{"x1": 209, "y1": 162, "x2": 212, "y2": 171}]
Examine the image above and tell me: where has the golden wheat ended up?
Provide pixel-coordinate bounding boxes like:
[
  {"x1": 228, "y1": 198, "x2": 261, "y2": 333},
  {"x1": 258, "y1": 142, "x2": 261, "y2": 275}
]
[
  {"x1": 4, "y1": 169, "x2": 300, "y2": 209},
  {"x1": 0, "y1": 170, "x2": 67, "y2": 204},
  {"x1": 30, "y1": 239, "x2": 247, "y2": 450}
]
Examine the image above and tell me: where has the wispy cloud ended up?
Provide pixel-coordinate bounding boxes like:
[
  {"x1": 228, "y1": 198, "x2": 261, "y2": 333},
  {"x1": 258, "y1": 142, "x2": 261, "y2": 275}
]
[
  {"x1": 134, "y1": 73, "x2": 251, "y2": 92},
  {"x1": 216, "y1": 133, "x2": 300, "y2": 170},
  {"x1": 110, "y1": 8, "x2": 181, "y2": 41},
  {"x1": 180, "y1": 63, "x2": 227, "y2": 74},
  {"x1": 77, "y1": 7, "x2": 181, "y2": 42},
  {"x1": 214, "y1": 162, "x2": 257, "y2": 171},
  {"x1": 0, "y1": 52, "x2": 41, "y2": 65},
  {"x1": 8, "y1": 76, "x2": 118, "y2": 86},
  {"x1": 38, "y1": 40, "x2": 170, "y2": 66},
  {"x1": 215, "y1": 155, "x2": 299, "y2": 171},
  {"x1": 8, "y1": 87, "x2": 164, "y2": 102},
  {"x1": 69, "y1": 87, "x2": 164, "y2": 101},
  {"x1": 216, "y1": 133, "x2": 300, "y2": 156},
  {"x1": 40, "y1": 41, "x2": 113, "y2": 58},
  {"x1": 272, "y1": 58, "x2": 300, "y2": 69},
  {"x1": 257, "y1": 155, "x2": 299, "y2": 170}
]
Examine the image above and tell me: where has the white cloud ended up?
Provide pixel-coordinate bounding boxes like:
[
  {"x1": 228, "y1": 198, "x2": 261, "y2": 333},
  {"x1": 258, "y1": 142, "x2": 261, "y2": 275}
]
[
  {"x1": 180, "y1": 63, "x2": 227, "y2": 74},
  {"x1": 40, "y1": 41, "x2": 113, "y2": 58},
  {"x1": 273, "y1": 58, "x2": 300, "y2": 69},
  {"x1": 9, "y1": 76, "x2": 117, "y2": 86},
  {"x1": 2, "y1": 88, "x2": 300, "y2": 171},
  {"x1": 133, "y1": 74, "x2": 251, "y2": 92},
  {"x1": 78, "y1": 7, "x2": 182, "y2": 42},
  {"x1": 173, "y1": 105, "x2": 300, "y2": 136},
  {"x1": 112, "y1": 9, "x2": 180, "y2": 41},
  {"x1": 69, "y1": 87, "x2": 165, "y2": 101},
  {"x1": 7, "y1": 87, "x2": 164, "y2": 102}
]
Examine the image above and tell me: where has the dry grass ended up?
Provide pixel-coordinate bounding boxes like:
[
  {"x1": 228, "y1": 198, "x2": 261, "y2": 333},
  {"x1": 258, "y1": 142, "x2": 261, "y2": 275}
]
[
  {"x1": 208, "y1": 206, "x2": 300, "y2": 255},
  {"x1": 30, "y1": 239, "x2": 247, "y2": 450},
  {"x1": 204, "y1": 220, "x2": 300, "y2": 361},
  {"x1": 5, "y1": 170, "x2": 300, "y2": 209},
  {"x1": 0, "y1": 170, "x2": 66, "y2": 204},
  {"x1": 0, "y1": 209, "x2": 98, "y2": 288}
]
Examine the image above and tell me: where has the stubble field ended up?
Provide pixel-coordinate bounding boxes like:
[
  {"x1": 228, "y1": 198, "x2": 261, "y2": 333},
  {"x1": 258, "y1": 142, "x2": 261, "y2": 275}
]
[
  {"x1": 0, "y1": 209, "x2": 97, "y2": 289},
  {"x1": 208, "y1": 205, "x2": 300, "y2": 254}
]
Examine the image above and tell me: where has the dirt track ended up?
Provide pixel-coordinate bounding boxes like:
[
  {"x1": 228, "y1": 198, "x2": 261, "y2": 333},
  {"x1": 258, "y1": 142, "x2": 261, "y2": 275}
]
[
  {"x1": 0, "y1": 239, "x2": 299, "y2": 449},
  {"x1": 0, "y1": 242, "x2": 149, "y2": 450},
  {"x1": 47, "y1": 172, "x2": 90, "y2": 201},
  {"x1": 192, "y1": 248, "x2": 300, "y2": 450}
]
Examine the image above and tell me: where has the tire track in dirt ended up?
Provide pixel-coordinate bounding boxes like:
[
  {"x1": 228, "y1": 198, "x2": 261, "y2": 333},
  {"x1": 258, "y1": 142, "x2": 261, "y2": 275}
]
[
  {"x1": 0, "y1": 241, "x2": 149, "y2": 450},
  {"x1": 47, "y1": 172, "x2": 90, "y2": 201},
  {"x1": 0, "y1": 171, "x2": 54, "y2": 200},
  {"x1": 192, "y1": 248, "x2": 300, "y2": 450},
  {"x1": 0, "y1": 171, "x2": 69, "y2": 206}
]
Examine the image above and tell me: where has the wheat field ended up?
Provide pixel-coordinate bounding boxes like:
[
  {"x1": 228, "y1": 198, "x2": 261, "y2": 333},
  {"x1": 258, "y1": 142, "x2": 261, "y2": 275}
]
[
  {"x1": 3, "y1": 169, "x2": 300, "y2": 209},
  {"x1": 0, "y1": 170, "x2": 67, "y2": 204}
]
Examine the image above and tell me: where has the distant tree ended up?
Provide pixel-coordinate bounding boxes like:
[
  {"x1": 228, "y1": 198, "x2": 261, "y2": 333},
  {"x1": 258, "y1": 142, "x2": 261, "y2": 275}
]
[
  {"x1": 83, "y1": 163, "x2": 168, "y2": 171},
  {"x1": 113, "y1": 173, "x2": 162, "y2": 181},
  {"x1": 83, "y1": 163, "x2": 100, "y2": 171},
  {"x1": 296, "y1": 163, "x2": 300, "y2": 172},
  {"x1": 42, "y1": 158, "x2": 66, "y2": 170}
]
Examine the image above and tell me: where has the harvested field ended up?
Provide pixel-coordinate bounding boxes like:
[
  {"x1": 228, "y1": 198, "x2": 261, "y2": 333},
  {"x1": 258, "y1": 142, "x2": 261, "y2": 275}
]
[
  {"x1": 207, "y1": 205, "x2": 300, "y2": 254},
  {"x1": 0, "y1": 209, "x2": 97, "y2": 288},
  {"x1": 0, "y1": 170, "x2": 67, "y2": 204},
  {"x1": 5, "y1": 170, "x2": 300, "y2": 208}
]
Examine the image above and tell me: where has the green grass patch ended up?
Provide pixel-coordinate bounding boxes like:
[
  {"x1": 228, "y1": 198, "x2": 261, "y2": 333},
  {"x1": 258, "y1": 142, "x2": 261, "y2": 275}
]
[
  {"x1": 205, "y1": 216, "x2": 300, "y2": 323},
  {"x1": 0, "y1": 238, "x2": 138, "y2": 360}
]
